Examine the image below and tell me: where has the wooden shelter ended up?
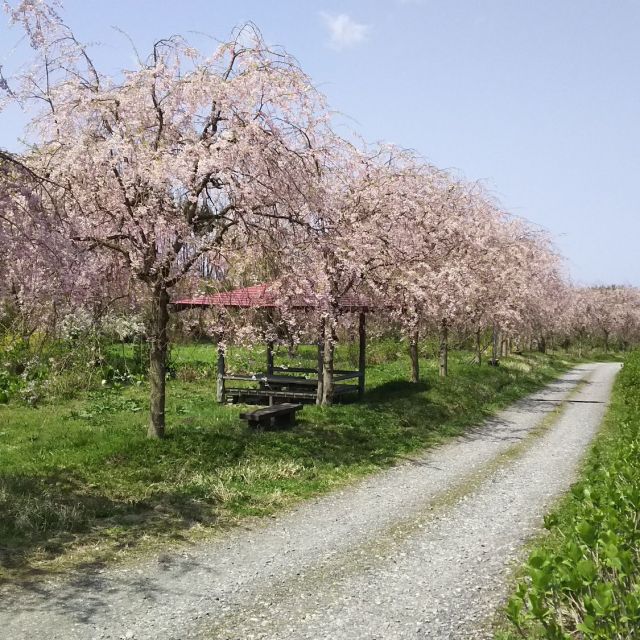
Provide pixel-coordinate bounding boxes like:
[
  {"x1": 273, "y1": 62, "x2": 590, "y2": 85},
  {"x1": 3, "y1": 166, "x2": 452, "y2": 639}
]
[{"x1": 172, "y1": 283, "x2": 371, "y2": 405}]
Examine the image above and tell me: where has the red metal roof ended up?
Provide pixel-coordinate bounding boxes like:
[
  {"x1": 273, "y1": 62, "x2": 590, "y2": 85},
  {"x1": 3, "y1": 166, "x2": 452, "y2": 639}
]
[{"x1": 172, "y1": 283, "x2": 373, "y2": 311}]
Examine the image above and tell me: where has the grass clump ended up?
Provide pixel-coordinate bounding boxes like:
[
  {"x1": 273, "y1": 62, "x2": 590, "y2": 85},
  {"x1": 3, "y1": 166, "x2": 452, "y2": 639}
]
[
  {"x1": 497, "y1": 353, "x2": 640, "y2": 639},
  {"x1": 0, "y1": 347, "x2": 572, "y2": 581}
]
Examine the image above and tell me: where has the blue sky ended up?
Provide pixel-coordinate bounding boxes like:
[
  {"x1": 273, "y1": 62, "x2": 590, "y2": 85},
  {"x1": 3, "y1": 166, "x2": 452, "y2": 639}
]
[{"x1": 1, "y1": 0, "x2": 639, "y2": 285}]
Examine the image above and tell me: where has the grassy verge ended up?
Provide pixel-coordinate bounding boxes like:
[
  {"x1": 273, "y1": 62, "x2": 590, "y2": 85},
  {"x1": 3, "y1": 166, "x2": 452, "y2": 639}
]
[
  {"x1": 0, "y1": 347, "x2": 573, "y2": 582},
  {"x1": 496, "y1": 352, "x2": 640, "y2": 639}
]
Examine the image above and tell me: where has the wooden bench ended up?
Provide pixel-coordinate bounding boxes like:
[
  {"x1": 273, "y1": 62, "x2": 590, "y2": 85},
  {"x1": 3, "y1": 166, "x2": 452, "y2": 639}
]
[{"x1": 239, "y1": 403, "x2": 303, "y2": 429}]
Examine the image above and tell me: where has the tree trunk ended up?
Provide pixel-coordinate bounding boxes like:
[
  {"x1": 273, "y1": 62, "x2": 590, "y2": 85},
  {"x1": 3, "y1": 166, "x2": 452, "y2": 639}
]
[
  {"x1": 604, "y1": 330, "x2": 609, "y2": 353},
  {"x1": 321, "y1": 315, "x2": 335, "y2": 405},
  {"x1": 538, "y1": 336, "x2": 546, "y2": 353},
  {"x1": 266, "y1": 340, "x2": 274, "y2": 375},
  {"x1": 148, "y1": 284, "x2": 169, "y2": 439},
  {"x1": 438, "y1": 319, "x2": 448, "y2": 378},
  {"x1": 409, "y1": 329, "x2": 420, "y2": 382},
  {"x1": 316, "y1": 318, "x2": 324, "y2": 406},
  {"x1": 216, "y1": 344, "x2": 225, "y2": 404},
  {"x1": 358, "y1": 312, "x2": 366, "y2": 397},
  {"x1": 491, "y1": 324, "x2": 499, "y2": 365},
  {"x1": 476, "y1": 329, "x2": 482, "y2": 365}
]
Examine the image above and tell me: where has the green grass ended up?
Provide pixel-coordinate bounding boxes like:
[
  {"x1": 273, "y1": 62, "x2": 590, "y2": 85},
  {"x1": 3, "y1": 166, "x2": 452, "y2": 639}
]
[
  {"x1": 495, "y1": 352, "x2": 640, "y2": 640},
  {"x1": 0, "y1": 345, "x2": 574, "y2": 582}
]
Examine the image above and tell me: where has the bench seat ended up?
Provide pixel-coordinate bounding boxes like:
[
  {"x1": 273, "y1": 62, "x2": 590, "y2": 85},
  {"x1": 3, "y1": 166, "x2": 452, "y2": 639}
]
[{"x1": 239, "y1": 403, "x2": 303, "y2": 428}]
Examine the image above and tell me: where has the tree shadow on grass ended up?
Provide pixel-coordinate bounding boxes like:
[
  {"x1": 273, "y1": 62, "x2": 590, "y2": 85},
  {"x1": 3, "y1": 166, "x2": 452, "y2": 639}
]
[
  {"x1": 286, "y1": 365, "x2": 567, "y2": 469},
  {"x1": 0, "y1": 471, "x2": 227, "y2": 584},
  {"x1": 273, "y1": 379, "x2": 455, "y2": 469},
  {"x1": 362, "y1": 379, "x2": 430, "y2": 403}
]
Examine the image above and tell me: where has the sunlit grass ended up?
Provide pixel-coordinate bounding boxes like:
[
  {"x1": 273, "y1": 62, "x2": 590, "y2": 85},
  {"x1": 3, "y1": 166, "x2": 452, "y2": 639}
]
[{"x1": 0, "y1": 346, "x2": 575, "y2": 581}]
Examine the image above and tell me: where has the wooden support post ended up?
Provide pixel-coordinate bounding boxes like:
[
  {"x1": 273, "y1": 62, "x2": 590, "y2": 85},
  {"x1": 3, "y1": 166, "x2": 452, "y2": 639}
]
[
  {"x1": 216, "y1": 345, "x2": 226, "y2": 404},
  {"x1": 358, "y1": 312, "x2": 366, "y2": 398}
]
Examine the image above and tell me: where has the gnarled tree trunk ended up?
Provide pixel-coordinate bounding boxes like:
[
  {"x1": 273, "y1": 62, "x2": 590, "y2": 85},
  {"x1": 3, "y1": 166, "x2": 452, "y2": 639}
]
[
  {"x1": 438, "y1": 319, "x2": 448, "y2": 378},
  {"x1": 316, "y1": 317, "x2": 325, "y2": 405},
  {"x1": 538, "y1": 336, "x2": 546, "y2": 353},
  {"x1": 491, "y1": 324, "x2": 499, "y2": 365},
  {"x1": 148, "y1": 283, "x2": 169, "y2": 439},
  {"x1": 321, "y1": 314, "x2": 336, "y2": 405},
  {"x1": 409, "y1": 329, "x2": 420, "y2": 383},
  {"x1": 216, "y1": 344, "x2": 225, "y2": 404}
]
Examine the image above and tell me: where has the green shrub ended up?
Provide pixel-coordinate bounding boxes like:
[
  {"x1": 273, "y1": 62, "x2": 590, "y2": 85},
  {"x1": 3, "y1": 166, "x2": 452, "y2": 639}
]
[
  {"x1": 366, "y1": 338, "x2": 406, "y2": 365},
  {"x1": 0, "y1": 328, "x2": 152, "y2": 403}
]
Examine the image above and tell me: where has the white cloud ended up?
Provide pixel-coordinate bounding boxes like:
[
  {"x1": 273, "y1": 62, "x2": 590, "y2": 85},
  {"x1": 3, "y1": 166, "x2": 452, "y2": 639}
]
[{"x1": 320, "y1": 13, "x2": 370, "y2": 50}]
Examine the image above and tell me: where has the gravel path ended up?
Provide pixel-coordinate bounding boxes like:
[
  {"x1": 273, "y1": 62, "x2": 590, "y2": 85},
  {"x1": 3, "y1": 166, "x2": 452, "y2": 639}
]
[{"x1": 0, "y1": 362, "x2": 620, "y2": 640}]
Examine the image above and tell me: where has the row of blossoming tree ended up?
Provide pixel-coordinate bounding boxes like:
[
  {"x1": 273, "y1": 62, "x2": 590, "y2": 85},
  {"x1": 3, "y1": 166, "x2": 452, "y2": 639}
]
[{"x1": 1, "y1": 1, "x2": 638, "y2": 437}]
